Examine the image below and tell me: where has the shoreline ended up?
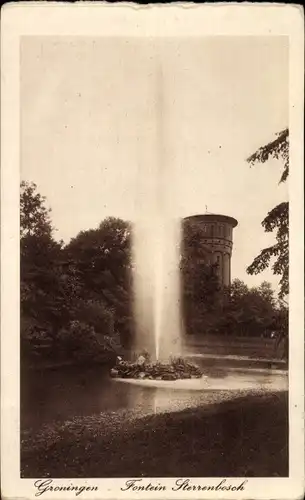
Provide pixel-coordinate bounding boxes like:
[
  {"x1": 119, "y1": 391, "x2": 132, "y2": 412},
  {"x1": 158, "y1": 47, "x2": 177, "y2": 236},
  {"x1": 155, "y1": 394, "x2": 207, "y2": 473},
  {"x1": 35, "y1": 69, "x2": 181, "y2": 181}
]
[{"x1": 21, "y1": 391, "x2": 288, "y2": 478}]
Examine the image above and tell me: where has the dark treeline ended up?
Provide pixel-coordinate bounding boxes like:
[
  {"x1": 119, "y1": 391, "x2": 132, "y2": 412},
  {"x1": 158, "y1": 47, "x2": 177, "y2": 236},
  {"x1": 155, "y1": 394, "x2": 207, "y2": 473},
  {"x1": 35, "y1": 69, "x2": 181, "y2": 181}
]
[{"x1": 21, "y1": 181, "x2": 288, "y2": 367}]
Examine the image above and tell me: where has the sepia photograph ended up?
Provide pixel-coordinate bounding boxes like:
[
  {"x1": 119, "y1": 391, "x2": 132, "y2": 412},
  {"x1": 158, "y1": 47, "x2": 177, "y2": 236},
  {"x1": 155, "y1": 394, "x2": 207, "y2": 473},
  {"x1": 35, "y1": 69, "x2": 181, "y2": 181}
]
[
  {"x1": 1, "y1": 4, "x2": 304, "y2": 500},
  {"x1": 19, "y1": 34, "x2": 289, "y2": 479}
]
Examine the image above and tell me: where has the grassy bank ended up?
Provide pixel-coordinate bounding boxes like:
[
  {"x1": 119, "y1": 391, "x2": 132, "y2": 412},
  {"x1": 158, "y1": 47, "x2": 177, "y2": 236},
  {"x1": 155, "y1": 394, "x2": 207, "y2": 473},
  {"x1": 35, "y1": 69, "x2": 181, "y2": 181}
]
[{"x1": 21, "y1": 391, "x2": 288, "y2": 478}]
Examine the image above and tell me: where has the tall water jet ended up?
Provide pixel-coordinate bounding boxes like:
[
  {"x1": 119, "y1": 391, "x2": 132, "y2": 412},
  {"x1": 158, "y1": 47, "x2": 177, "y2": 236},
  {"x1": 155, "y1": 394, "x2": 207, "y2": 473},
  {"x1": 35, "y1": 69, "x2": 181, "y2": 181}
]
[
  {"x1": 154, "y1": 217, "x2": 182, "y2": 361},
  {"x1": 132, "y1": 56, "x2": 182, "y2": 362}
]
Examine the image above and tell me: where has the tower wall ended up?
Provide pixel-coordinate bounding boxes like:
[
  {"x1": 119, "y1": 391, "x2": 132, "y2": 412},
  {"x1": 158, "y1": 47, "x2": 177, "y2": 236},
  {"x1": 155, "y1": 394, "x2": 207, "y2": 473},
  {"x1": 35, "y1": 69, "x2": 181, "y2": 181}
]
[{"x1": 184, "y1": 214, "x2": 238, "y2": 287}]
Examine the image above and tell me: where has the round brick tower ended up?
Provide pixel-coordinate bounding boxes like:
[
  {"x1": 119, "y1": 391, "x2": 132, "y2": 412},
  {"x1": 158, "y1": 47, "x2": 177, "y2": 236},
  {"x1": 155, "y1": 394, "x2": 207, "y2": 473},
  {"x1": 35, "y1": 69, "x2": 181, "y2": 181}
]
[{"x1": 183, "y1": 213, "x2": 238, "y2": 287}]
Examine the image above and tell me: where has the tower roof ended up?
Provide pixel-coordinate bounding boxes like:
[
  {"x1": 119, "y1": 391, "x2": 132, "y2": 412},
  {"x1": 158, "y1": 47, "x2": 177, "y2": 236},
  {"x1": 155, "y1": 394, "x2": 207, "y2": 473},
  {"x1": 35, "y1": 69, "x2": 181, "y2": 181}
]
[{"x1": 184, "y1": 213, "x2": 238, "y2": 228}]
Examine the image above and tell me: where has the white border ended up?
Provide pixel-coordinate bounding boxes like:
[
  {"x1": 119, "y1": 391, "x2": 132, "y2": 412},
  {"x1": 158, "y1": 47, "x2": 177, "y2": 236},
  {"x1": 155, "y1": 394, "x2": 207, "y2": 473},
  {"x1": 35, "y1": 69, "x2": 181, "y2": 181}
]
[{"x1": 1, "y1": 3, "x2": 304, "y2": 500}]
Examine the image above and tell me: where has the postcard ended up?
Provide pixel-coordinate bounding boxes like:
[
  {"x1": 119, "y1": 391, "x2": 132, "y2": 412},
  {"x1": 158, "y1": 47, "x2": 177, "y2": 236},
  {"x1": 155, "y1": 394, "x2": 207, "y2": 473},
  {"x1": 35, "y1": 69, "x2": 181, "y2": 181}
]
[{"x1": 1, "y1": 2, "x2": 304, "y2": 499}]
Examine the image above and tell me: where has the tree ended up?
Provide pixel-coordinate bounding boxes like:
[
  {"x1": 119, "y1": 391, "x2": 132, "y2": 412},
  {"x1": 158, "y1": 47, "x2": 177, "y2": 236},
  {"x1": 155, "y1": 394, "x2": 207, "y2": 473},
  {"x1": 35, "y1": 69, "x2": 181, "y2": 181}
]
[
  {"x1": 20, "y1": 181, "x2": 54, "y2": 239},
  {"x1": 57, "y1": 320, "x2": 117, "y2": 365},
  {"x1": 20, "y1": 182, "x2": 120, "y2": 363},
  {"x1": 20, "y1": 181, "x2": 63, "y2": 346},
  {"x1": 219, "y1": 279, "x2": 278, "y2": 337},
  {"x1": 257, "y1": 281, "x2": 276, "y2": 308},
  {"x1": 246, "y1": 128, "x2": 289, "y2": 298},
  {"x1": 64, "y1": 217, "x2": 133, "y2": 347}
]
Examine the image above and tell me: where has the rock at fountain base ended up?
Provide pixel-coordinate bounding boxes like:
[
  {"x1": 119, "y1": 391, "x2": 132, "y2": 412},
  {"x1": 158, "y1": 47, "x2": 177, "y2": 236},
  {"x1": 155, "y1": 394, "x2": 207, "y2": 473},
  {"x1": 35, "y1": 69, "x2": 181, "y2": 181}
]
[
  {"x1": 110, "y1": 357, "x2": 203, "y2": 381},
  {"x1": 110, "y1": 368, "x2": 119, "y2": 378},
  {"x1": 161, "y1": 373, "x2": 177, "y2": 381}
]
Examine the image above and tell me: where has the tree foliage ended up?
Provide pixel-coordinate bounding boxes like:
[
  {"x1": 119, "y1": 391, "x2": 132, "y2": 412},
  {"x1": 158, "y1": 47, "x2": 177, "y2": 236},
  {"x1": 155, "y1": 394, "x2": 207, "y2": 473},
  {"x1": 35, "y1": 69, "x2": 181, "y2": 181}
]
[
  {"x1": 247, "y1": 128, "x2": 289, "y2": 183},
  {"x1": 20, "y1": 181, "x2": 53, "y2": 239},
  {"x1": 64, "y1": 217, "x2": 133, "y2": 348},
  {"x1": 246, "y1": 128, "x2": 289, "y2": 298},
  {"x1": 20, "y1": 182, "x2": 125, "y2": 365},
  {"x1": 219, "y1": 279, "x2": 279, "y2": 337}
]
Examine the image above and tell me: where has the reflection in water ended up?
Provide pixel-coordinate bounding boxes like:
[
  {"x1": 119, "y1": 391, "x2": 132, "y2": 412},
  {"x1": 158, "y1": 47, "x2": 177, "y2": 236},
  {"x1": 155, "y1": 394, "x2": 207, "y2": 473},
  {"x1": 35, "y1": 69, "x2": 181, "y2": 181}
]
[
  {"x1": 116, "y1": 369, "x2": 288, "y2": 414},
  {"x1": 21, "y1": 364, "x2": 288, "y2": 432},
  {"x1": 125, "y1": 384, "x2": 156, "y2": 415},
  {"x1": 21, "y1": 366, "x2": 159, "y2": 430}
]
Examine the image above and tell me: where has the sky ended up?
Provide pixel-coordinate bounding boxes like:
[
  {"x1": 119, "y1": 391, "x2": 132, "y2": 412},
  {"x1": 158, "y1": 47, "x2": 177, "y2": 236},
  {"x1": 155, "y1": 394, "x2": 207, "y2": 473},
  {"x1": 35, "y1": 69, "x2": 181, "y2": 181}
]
[{"x1": 21, "y1": 36, "x2": 288, "y2": 292}]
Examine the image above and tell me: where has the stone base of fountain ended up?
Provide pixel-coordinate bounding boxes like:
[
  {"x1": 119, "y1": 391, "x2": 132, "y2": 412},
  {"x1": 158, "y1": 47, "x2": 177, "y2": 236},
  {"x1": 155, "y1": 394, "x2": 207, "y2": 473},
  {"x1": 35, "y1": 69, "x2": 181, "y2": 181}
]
[{"x1": 110, "y1": 357, "x2": 203, "y2": 381}]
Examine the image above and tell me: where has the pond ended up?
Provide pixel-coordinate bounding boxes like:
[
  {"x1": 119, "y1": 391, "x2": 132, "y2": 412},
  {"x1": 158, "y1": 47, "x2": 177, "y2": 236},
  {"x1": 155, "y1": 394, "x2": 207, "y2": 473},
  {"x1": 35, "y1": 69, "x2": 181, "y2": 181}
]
[{"x1": 21, "y1": 361, "x2": 288, "y2": 432}]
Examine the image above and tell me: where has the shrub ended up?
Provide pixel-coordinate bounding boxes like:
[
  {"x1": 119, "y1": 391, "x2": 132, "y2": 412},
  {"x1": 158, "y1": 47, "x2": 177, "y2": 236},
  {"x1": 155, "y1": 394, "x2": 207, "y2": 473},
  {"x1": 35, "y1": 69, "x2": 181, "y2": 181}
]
[
  {"x1": 57, "y1": 320, "x2": 116, "y2": 364},
  {"x1": 20, "y1": 316, "x2": 54, "y2": 361},
  {"x1": 73, "y1": 299, "x2": 115, "y2": 338}
]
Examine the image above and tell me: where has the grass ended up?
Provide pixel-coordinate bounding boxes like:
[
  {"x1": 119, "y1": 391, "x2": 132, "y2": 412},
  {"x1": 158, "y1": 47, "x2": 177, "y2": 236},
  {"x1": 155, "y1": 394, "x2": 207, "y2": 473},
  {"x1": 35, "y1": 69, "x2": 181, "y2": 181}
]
[{"x1": 21, "y1": 391, "x2": 288, "y2": 478}]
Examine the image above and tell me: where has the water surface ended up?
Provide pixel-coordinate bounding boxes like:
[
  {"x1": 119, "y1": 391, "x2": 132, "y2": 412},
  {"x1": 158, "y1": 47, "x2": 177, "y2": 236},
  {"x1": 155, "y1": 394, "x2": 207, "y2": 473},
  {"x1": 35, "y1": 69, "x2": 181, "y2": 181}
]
[{"x1": 21, "y1": 363, "x2": 287, "y2": 432}]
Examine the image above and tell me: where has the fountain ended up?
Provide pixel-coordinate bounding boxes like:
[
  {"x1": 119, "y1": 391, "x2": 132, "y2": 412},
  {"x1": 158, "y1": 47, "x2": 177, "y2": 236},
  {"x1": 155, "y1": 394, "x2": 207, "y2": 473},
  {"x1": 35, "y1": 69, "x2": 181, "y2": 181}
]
[
  {"x1": 110, "y1": 59, "x2": 201, "y2": 381},
  {"x1": 113, "y1": 209, "x2": 201, "y2": 381},
  {"x1": 132, "y1": 215, "x2": 183, "y2": 363},
  {"x1": 131, "y1": 62, "x2": 184, "y2": 365}
]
